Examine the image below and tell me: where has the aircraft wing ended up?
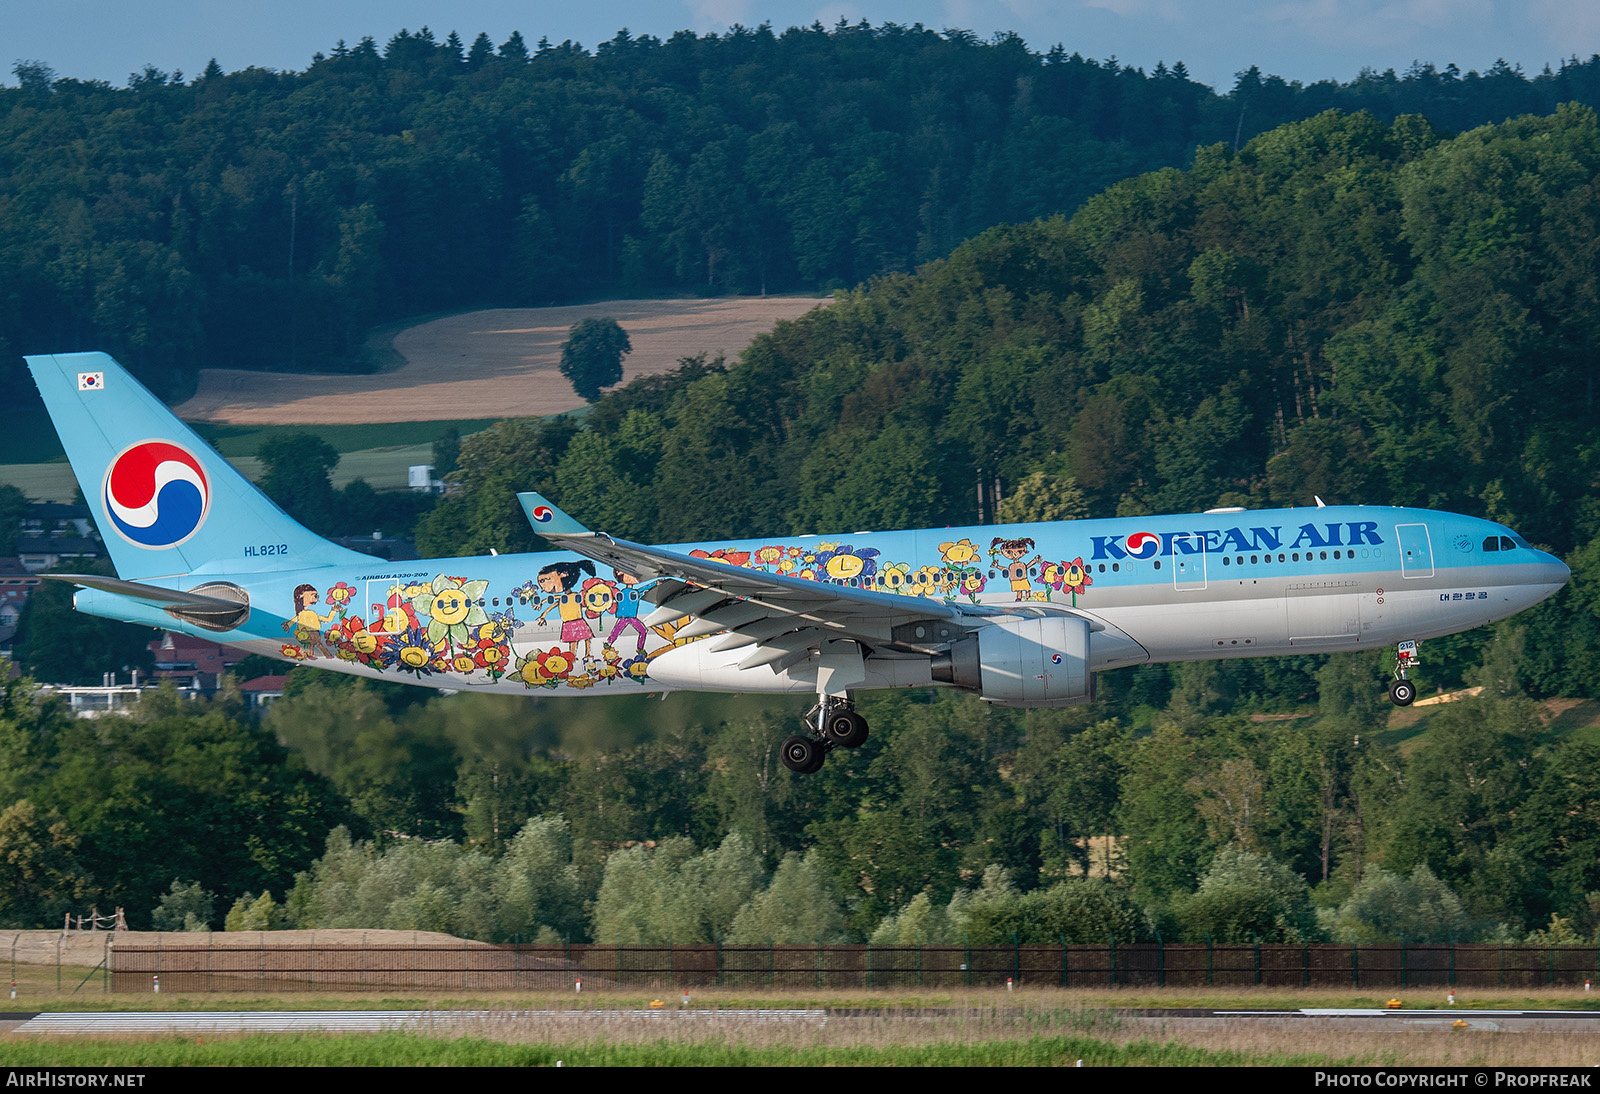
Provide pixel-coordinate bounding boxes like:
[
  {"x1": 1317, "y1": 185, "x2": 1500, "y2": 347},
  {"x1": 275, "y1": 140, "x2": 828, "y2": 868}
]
[{"x1": 518, "y1": 492, "x2": 1037, "y2": 666}]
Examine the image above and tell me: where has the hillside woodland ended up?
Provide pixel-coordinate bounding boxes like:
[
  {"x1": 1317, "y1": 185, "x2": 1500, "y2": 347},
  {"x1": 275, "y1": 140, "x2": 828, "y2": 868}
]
[{"x1": 4, "y1": 28, "x2": 1600, "y2": 943}]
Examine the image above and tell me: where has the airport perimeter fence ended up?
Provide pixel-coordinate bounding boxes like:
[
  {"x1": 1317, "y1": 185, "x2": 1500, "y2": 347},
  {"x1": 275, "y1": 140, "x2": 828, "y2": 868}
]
[{"x1": 106, "y1": 938, "x2": 1600, "y2": 993}]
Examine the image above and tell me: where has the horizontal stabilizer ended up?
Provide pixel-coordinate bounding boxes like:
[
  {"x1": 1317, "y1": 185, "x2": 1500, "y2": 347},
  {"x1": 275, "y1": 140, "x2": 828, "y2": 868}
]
[
  {"x1": 46, "y1": 573, "x2": 254, "y2": 632},
  {"x1": 45, "y1": 573, "x2": 243, "y2": 611}
]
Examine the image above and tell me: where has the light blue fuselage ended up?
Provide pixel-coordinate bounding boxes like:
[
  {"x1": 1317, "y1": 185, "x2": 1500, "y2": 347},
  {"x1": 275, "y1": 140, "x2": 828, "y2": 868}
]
[{"x1": 78, "y1": 504, "x2": 1569, "y2": 697}]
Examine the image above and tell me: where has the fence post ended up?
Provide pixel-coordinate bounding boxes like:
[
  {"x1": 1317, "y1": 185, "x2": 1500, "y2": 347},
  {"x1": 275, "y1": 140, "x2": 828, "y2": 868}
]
[
  {"x1": 463, "y1": 937, "x2": 469, "y2": 991},
  {"x1": 1302, "y1": 935, "x2": 1309, "y2": 989},
  {"x1": 866, "y1": 938, "x2": 873, "y2": 990},
  {"x1": 1401, "y1": 933, "x2": 1407, "y2": 988},
  {"x1": 1498, "y1": 941, "x2": 1504, "y2": 988},
  {"x1": 815, "y1": 936, "x2": 823, "y2": 990},
  {"x1": 361, "y1": 933, "x2": 367, "y2": 991},
  {"x1": 1253, "y1": 932, "x2": 1261, "y2": 987},
  {"x1": 716, "y1": 935, "x2": 723, "y2": 988},
  {"x1": 964, "y1": 933, "x2": 972, "y2": 988},
  {"x1": 1156, "y1": 931, "x2": 1164, "y2": 988},
  {"x1": 1449, "y1": 935, "x2": 1455, "y2": 989},
  {"x1": 769, "y1": 937, "x2": 774, "y2": 989},
  {"x1": 1060, "y1": 933, "x2": 1068, "y2": 988},
  {"x1": 616, "y1": 933, "x2": 623, "y2": 987},
  {"x1": 1206, "y1": 932, "x2": 1213, "y2": 986},
  {"x1": 1108, "y1": 932, "x2": 1117, "y2": 988},
  {"x1": 1012, "y1": 932, "x2": 1020, "y2": 988},
  {"x1": 667, "y1": 932, "x2": 673, "y2": 988},
  {"x1": 207, "y1": 932, "x2": 213, "y2": 993}
]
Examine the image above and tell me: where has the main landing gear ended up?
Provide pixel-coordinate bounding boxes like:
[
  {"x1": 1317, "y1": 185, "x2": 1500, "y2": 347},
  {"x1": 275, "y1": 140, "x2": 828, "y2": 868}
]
[
  {"x1": 1389, "y1": 640, "x2": 1419, "y2": 707},
  {"x1": 780, "y1": 697, "x2": 870, "y2": 774}
]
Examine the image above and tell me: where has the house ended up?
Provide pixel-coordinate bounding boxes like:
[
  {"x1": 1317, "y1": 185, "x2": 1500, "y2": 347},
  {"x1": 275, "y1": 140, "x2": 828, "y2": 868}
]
[
  {"x1": 239, "y1": 674, "x2": 289, "y2": 711},
  {"x1": 16, "y1": 536, "x2": 102, "y2": 573},
  {"x1": 0, "y1": 557, "x2": 43, "y2": 626},
  {"x1": 147, "y1": 632, "x2": 247, "y2": 692}
]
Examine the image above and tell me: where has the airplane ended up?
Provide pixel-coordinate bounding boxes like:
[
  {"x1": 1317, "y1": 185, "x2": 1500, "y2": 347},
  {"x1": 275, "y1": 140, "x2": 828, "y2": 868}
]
[{"x1": 26, "y1": 351, "x2": 1572, "y2": 773}]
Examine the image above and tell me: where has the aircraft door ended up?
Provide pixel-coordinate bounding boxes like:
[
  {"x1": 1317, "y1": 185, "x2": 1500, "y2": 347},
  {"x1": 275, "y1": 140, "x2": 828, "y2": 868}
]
[
  {"x1": 368, "y1": 578, "x2": 410, "y2": 636},
  {"x1": 1170, "y1": 532, "x2": 1207, "y2": 590},
  {"x1": 1396, "y1": 524, "x2": 1435, "y2": 579}
]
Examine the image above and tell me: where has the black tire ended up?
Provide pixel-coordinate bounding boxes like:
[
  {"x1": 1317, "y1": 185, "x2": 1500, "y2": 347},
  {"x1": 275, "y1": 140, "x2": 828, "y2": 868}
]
[
  {"x1": 781, "y1": 735, "x2": 825, "y2": 773},
  {"x1": 1390, "y1": 679, "x2": 1417, "y2": 707},
  {"x1": 824, "y1": 710, "x2": 870, "y2": 749}
]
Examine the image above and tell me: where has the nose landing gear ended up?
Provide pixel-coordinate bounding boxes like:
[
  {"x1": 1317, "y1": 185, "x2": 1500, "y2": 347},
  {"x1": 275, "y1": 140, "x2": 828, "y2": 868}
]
[
  {"x1": 780, "y1": 697, "x2": 870, "y2": 773},
  {"x1": 1389, "y1": 640, "x2": 1419, "y2": 707}
]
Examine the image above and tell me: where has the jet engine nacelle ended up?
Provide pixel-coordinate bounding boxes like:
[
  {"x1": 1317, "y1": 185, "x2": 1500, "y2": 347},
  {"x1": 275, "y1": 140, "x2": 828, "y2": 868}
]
[{"x1": 932, "y1": 615, "x2": 1093, "y2": 707}]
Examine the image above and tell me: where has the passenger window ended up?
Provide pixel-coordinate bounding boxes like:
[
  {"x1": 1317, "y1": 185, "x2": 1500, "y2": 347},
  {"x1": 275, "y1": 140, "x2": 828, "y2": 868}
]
[{"x1": 1112, "y1": 563, "x2": 1120, "y2": 572}]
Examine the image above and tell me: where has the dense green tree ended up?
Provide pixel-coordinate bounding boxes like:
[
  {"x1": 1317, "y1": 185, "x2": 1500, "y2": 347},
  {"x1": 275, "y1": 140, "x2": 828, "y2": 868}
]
[
  {"x1": 1323, "y1": 865, "x2": 1476, "y2": 943},
  {"x1": 256, "y1": 433, "x2": 340, "y2": 534},
  {"x1": 1170, "y1": 848, "x2": 1319, "y2": 942},
  {"x1": 559, "y1": 318, "x2": 632, "y2": 402},
  {"x1": 150, "y1": 879, "x2": 215, "y2": 932},
  {"x1": 13, "y1": 563, "x2": 158, "y2": 686}
]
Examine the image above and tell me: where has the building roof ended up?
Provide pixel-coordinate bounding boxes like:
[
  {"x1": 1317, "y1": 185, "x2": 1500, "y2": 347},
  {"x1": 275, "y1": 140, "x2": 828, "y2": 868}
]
[{"x1": 239, "y1": 675, "x2": 289, "y2": 693}]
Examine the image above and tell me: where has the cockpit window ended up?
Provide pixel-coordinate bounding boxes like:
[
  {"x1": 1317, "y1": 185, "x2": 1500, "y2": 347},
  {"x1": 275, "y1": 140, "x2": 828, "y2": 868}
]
[
  {"x1": 1501, "y1": 536, "x2": 1518, "y2": 551},
  {"x1": 1482, "y1": 536, "x2": 1500, "y2": 552}
]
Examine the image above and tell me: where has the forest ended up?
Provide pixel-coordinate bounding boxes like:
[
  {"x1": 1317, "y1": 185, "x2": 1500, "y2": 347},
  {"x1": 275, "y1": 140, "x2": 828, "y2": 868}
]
[
  {"x1": 3, "y1": 25, "x2": 1600, "y2": 946},
  {"x1": 3, "y1": 22, "x2": 1599, "y2": 394}
]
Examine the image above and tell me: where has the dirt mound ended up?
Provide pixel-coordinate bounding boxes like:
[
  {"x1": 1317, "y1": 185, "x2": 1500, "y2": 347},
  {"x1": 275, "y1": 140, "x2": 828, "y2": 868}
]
[{"x1": 177, "y1": 296, "x2": 826, "y2": 424}]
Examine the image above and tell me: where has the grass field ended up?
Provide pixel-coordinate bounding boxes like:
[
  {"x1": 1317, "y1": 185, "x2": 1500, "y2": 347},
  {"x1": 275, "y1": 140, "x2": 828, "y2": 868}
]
[
  {"x1": 175, "y1": 296, "x2": 826, "y2": 425},
  {"x1": 4, "y1": 988, "x2": 1599, "y2": 1067}
]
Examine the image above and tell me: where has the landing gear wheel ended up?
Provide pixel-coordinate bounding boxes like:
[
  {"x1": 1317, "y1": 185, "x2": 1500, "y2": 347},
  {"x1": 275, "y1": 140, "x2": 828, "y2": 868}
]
[
  {"x1": 780, "y1": 734, "x2": 825, "y2": 774},
  {"x1": 824, "y1": 710, "x2": 869, "y2": 749},
  {"x1": 1389, "y1": 679, "x2": 1417, "y2": 707}
]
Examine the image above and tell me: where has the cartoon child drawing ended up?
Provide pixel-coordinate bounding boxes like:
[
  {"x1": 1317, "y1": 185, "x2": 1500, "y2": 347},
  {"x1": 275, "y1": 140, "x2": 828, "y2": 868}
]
[
  {"x1": 535, "y1": 560, "x2": 598, "y2": 661},
  {"x1": 607, "y1": 570, "x2": 655, "y2": 655},
  {"x1": 285, "y1": 583, "x2": 334, "y2": 656},
  {"x1": 990, "y1": 537, "x2": 1042, "y2": 601}
]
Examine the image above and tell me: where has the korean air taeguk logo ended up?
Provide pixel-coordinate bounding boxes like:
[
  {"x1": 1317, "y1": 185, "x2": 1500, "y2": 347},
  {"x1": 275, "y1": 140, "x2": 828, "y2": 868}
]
[
  {"x1": 1124, "y1": 531, "x2": 1162, "y2": 559},
  {"x1": 530, "y1": 505, "x2": 554, "y2": 523},
  {"x1": 102, "y1": 441, "x2": 211, "y2": 549}
]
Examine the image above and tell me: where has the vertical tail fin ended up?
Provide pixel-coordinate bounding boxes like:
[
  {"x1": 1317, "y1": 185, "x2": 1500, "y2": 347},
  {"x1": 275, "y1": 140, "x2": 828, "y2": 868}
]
[{"x1": 26, "y1": 352, "x2": 366, "y2": 579}]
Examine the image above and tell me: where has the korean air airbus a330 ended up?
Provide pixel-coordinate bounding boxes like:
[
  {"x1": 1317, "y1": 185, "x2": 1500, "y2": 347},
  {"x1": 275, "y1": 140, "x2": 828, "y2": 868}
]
[{"x1": 27, "y1": 352, "x2": 1571, "y2": 773}]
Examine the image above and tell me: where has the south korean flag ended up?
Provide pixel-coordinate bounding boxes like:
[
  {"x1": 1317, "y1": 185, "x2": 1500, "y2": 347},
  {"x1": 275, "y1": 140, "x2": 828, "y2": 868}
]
[{"x1": 77, "y1": 372, "x2": 105, "y2": 391}]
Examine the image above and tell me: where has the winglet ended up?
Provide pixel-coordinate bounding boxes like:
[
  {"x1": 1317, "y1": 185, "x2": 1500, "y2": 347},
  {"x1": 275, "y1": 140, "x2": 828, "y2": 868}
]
[{"x1": 517, "y1": 492, "x2": 592, "y2": 537}]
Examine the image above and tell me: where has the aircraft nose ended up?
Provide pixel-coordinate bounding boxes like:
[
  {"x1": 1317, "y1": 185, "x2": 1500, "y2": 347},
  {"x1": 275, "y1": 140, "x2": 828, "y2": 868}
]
[{"x1": 1532, "y1": 549, "x2": 1570, "y2": 589}]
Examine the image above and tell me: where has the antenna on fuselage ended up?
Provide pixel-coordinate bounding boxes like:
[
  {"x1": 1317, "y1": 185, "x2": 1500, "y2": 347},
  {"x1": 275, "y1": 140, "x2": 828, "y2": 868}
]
[{"x1": 1314, "y1": 496, "x2": 1327, "y2": 508}]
